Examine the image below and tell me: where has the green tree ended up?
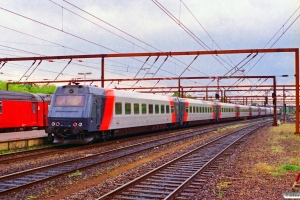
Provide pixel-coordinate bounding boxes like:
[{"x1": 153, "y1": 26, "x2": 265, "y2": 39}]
[{"x1": 0, "y1": 81, "x2": 56, "y2": 94}]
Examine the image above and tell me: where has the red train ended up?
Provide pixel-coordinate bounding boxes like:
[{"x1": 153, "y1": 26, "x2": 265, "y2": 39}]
[{"x1": 0, "y1": 90, "x2": 52, "y2": 132}]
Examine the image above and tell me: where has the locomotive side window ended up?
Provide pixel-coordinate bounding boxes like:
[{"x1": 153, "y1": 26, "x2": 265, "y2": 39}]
[
  {"x1": 161, "y1": 105, "x2": 165, "y2": 114},
  {"x1": 0, "y1": 101, "x2": 2, "y2": 114},
  {"x1": 185, "y1": 106, "x2": 189, "y2": 113},
  {"x1": 193, "y1": 106, "x2": 195, "y2": 113},
  {"x1": 196, "y1": 107, "x2": 199, "y2": 113},
  {"x1": 115, "y1": 102, "x2": 122, "y2": 115},
  {"x1": 155, "y1": 104, "x2": 159, "y2": 114},
  {"x1": 189, "y1": 106, "x2": 192, "y2": 113},
  {"x1": 134, "y1": 103, "x2": 139, "y2": 115},
  {"x1": 55, "y1": 95, "x2": 85, "y2": 106},
  {"x1": 149, "y1": 104, "x2": 153, "y2": 114},
  {"x1": 166, "y1": 105, "x2": 170, "y2": 113},
  {"x1": 142, "y1": 104, "x2": 147, "y2": 114},
  {"x1": 125, "y1": 103, "x2": 131, "y2": 115},
  {"x1": 32, "y1": 103, "x2": 37, "y2": 113}
]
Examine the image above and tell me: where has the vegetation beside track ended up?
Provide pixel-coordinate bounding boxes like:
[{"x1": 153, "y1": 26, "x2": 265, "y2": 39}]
[
  {"x1": 0, "y1": 80, "x2": 56, "y2": 93},
  {"x1": 213, "y1": 123, "x2": 300, "y2": 199}
]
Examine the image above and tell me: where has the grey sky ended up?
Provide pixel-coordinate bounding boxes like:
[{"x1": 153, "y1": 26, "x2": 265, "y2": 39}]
[{"x1": 0, "y1": 0, "x2": 299, "y2": 96}]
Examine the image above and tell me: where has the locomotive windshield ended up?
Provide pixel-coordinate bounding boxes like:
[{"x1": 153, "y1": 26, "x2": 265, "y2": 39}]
[{"x1": 54, "y1": 95, "x2": 85, "y2": 106}]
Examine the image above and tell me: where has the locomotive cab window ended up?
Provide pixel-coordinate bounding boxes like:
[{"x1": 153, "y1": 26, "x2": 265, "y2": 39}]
[
  {"x1": 0, "y1": 101, "x2": 2, "y2": 114},
  {"x1": 125, "y1": 103, "x2": 131, "y2": 115},
  {"x1": 55, "y1": 95, "x2": 85, "y2": 107},
  {"x1": 115, "y1": 102, "x2": 122, "y2": 115},
  {"x1": 134, "y1": 103, "x2": 139, "y2": 115}
]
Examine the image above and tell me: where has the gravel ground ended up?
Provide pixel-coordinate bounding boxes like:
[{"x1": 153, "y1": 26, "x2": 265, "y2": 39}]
[
  {"x1": 2, "y1": 119, "x2": 298, "y2": 200},
  {"x1": 61, "y1": 121, "x2": 300, "y2": 200},
  {"x1": 1, "y1": 123, "x2": 232, "y2": 200},
  {"x1": 191, "y1": 122, "x2": 300, "y2": 199}
]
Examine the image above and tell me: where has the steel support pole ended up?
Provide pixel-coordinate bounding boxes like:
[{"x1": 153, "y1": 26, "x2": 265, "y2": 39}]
[
  {"x1": 220, "y1": 90, "x2": 223, "y2": 102},
  {"x1": 273, "y1": 77, "x2": 278, "y2": 126},
  {"x1": 283, "y1": 86, "x2": 286, "y2": 123},
  {"x1": 295, "y1": 49, "x2": 299, "y2": 134},
  {"x1": 206, "y1": 86, "x2": 208, "y2": 100},
  {"x1": 178, "y1": 79, "x2": 181, "y2": 98},
  {"x1": 101, "y1": 57, "x2": 104, "y2": 88}
]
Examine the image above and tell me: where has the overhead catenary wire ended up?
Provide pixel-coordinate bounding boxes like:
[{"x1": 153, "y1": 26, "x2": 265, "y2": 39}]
[
  {"x1": 25, "y1": 60, "x2": 43, "y2": 81},
  {"x1": 60, "y1": 0, "x2": 210, "y2": 87}
]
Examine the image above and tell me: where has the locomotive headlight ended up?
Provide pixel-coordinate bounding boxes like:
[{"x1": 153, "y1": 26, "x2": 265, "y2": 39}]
[
  {"x1": 78, "y1": 122, "x2": 82, "y2": 127},
  {"x1": 73, "y1": 122, "x2": 77, "y2": 127},
  {"x1": 56, "y1": 122, "x2": 60, "y2": 126},
  {"x1": 51, "y1": 122, "x2": 55, "y2": 126}
]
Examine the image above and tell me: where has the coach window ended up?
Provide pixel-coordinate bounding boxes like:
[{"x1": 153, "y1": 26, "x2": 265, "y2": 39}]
[
  {"x1": 171, "y1": 106, "x2": 174, "y2": 113},
  {"x1": 0, "y1": 101, "x2": 2, "y2": 114},
  {"x1": 161, "y1": 105, "x2": 165, "y2": 114},
  {"x1": 185, "y1": 106, "x2": 189, "y2": 113},
  {"x1": 193, "y1": 106, "x2": 196, "y2": 113},
  {"x1": 134, "y1": 103, "x2": 139, "y2": 115},
  {"x1": 125, "y1": 103, "x2": 131, "y2": 115},
  {"x1": 210, "y1": 108, "x2": 212, "y2": 113},
  {"x1": 115, "y1": 102, "x2": 122, "y2": 115},
  {"x1": 149, "y1": 104, "x2": 153, "y2": 114},
  {"x1": 155, "y1": 104, "x2": 159, "y2": 114},
  {"x1": 142, "y1": 104, "x2": 147, "y2": 114},
  {"x1": 166, "y1": 105, "x2": 170, "y2": 113},
  {"x1": 189, "y1": 106, "x2": 192, "y2": 113}
]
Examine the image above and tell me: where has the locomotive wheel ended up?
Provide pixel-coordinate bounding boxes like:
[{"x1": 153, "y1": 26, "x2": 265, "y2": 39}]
[{"x1": 47, "y1": 133, "x2": 54, "y2": 143}]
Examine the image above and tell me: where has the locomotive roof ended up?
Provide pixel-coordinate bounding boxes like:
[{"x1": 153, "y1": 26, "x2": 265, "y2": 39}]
[
  {"x1": 0, "y1": 90, "x2": 45, "y2": 101},
  {"x1": 57, "y1": 85, "x2": 177, "y2": 101},
  {"x1": 0, "y1": 90, "x2": 37, "y2": 101}
]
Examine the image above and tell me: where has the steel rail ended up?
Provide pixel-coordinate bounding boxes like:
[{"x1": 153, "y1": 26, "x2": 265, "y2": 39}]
[
  {"x1": 0, "y1": 120, "x2": 256, "y2": 195},
  {"x1": 96, "y1": 120, "x2": 270, "y2": 199}
]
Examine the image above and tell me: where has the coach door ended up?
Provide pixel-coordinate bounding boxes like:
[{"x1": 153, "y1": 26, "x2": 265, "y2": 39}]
[
  {"x1": 215, "y1": 103, "x2": 219, "y2": 121},
  {"x1": 96, "y1": 97, "x2": 102, "y2": 125},
  {"x1": 178, "y1": 100, "x2": 185, "y2": 125},
  {"x1": 174, "y1": 100, "x2": 180, "y2": 124},
  {"x1": 32, "y1": 102, "x2": 38, "y2": 124},
  {"x1": 0, "y1": 101, "x2": 2, "y2": 127}
]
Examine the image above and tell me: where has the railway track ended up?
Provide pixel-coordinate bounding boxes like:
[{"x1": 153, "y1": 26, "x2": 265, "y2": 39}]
[
  {"x1": 0, "y1": 118, "x2": 264, "y2": 165},
  {"x1": 96, "y1": 120, "x2": 271, "y2": 199},
  {"x1": 0, "y1": 119, "x2": 266, "y2": 196}
]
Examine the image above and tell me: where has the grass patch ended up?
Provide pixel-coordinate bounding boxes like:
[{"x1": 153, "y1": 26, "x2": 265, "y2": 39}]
[
  {"x1": 280, "y1": 164, "x2": 300, "y2": 171},
  {"x1": 27, "y1": 196, "x2": 38, "y2": 200},
  {"x1": 270, "y1": 145, "x2": 283, "y2": 153},
  {"x1": 0, "y1": 144, "x2": 57, "y2": 155},
  {"x1": 254, "y1": 162, "x2": 272, "y2": 173},
  {"x1": 68, "y1": 170, "x2": 82, "y2": 178},
  {"x1": 216, "y1": 181, "x2": 231, "y2": 198}
]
